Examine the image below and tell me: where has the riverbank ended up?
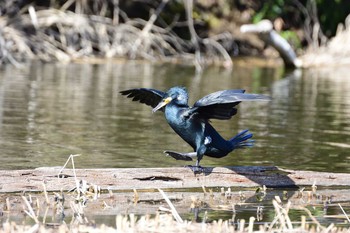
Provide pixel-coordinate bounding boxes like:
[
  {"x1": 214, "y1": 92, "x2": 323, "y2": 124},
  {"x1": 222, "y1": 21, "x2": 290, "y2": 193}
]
[{"x1": 2, "y1": 1, "x2": 350, "y2": 69}]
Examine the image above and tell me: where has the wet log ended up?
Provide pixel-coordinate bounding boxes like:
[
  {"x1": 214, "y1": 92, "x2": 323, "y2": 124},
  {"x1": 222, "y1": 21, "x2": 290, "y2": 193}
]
[{"x1": 0, "y1": 166, "x2": 349, "y2": 193}]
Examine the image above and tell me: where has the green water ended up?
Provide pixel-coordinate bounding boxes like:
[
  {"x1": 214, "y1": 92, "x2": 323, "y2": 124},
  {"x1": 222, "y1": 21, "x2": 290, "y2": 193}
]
[{"x1": 0, "y1": 61, "x2": 349, "y2": 172}]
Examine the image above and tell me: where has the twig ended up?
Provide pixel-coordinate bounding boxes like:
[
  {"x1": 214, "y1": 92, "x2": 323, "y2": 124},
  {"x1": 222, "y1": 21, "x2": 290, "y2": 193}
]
[
  {"x1": 26, "y1": 224, "x2": 40, "y2": 233},
  {"x1": 248, "y1": 216, "x2": 255, "y2": 233},
  {"x1": 28, "y1": 5, "x2": 38, "y2": 29},
  {"x1": 43, "y1": 206, "x2": 49, "y2": 224},
  {"x1": 42, "y1": 182, "x2": 50, "y2": 204},
  {"x1": 5, "y1": 197, "x2": 10, "y2": 211},
  {"x1": 338, "y1": 203, "x2": 350, "y2": 223},
  {"x1": 272, "y1": 199, "x2": 286, "y2": 230},
  {"x1": 22, "y1": 196, "x2": 39, "y2": 224},
  {"x1": 158, "y1": 188, "x2": 183, "y2": 223},
  {"x1": 58, "y1": 154, "x2": 81, "y2": 192},
  {"x1": 296, "y1": 206, "x2": 324, "y2": 231}
]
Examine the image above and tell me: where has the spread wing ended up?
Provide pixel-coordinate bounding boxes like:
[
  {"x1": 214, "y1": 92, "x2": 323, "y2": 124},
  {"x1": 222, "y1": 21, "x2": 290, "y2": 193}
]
[
  {"x1": 193, "y1": 89, "x2": 270, "y2": 120},
  {"x1": 120, "y1": 88, "x2": 165, "y2": 108}
]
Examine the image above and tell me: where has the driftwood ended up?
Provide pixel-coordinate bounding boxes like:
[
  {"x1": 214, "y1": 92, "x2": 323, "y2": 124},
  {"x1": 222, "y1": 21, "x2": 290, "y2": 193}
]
[
  {"x1": 0, "y1": 166, "x2": 349, "y2": 221},
  {"x1": 0, "y1": 166, "x2": 349, "y2": 193}
]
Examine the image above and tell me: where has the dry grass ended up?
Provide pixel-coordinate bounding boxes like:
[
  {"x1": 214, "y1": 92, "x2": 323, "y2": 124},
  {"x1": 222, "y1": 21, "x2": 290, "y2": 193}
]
[{"x1": 2, "y1": 193, "x2": 350, "y2": 233}]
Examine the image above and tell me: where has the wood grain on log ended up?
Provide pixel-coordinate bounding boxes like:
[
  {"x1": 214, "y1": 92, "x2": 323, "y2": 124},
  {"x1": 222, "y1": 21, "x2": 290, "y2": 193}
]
[{"x1": 0, "y1": 166, "x2": 349, "y2": 193}]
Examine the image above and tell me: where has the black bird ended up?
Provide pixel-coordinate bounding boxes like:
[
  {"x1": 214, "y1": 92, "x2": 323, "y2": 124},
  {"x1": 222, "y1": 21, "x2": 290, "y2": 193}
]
[{"x1": 120, "y1": 86, "x2": 270, "y2": 173}]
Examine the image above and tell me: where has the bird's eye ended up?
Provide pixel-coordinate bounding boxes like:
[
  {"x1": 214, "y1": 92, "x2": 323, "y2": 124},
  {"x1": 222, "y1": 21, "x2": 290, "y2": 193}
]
[{"x1": 177, "y1": 96, "x2": 182, "y2": 101}]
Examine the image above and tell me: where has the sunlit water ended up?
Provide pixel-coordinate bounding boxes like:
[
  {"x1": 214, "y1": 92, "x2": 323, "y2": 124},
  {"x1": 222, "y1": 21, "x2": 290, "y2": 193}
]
[
  {"x1": 0, "y1": 61, "x2": 349, "y2": 172},
  {"x1": 1, "y1": 61, "x2": 350, "y2": 228}
]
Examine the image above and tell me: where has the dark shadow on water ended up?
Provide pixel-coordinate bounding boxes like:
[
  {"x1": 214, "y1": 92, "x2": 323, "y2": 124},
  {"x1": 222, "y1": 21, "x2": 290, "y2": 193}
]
[{"x1": 200, "y1": 165, "x2": 298, "y2": 189}]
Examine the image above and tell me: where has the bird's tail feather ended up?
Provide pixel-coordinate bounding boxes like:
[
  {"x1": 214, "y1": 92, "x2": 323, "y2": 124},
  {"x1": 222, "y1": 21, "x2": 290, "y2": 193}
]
[{"x1": 229, "y1": 129, "x2": 254, "y2": 149}]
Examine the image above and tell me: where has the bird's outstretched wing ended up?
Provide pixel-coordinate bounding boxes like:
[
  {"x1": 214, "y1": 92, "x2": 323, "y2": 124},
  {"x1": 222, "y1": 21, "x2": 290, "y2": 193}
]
[
  {"x1": 120, "y1": 88, "x2": 165, "y2": 108},
  {"x1": 192, "y1": 89, "x2": 270, "y2": 120}
]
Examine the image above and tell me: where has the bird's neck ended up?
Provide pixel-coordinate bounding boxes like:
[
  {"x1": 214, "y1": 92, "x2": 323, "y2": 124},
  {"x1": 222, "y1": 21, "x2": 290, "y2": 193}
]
[
  {"x1": 166, "y1": 102, "x2": 188, "y2": 111},
  {"x1": 164, "y1": 103, "x2": 187, "y2": 120}
]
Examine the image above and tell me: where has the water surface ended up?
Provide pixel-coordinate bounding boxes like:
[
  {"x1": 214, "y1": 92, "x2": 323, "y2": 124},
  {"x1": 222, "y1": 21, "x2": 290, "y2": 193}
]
[{"x1": 0, "y1": 61, "x2": 349, "y2": 172}]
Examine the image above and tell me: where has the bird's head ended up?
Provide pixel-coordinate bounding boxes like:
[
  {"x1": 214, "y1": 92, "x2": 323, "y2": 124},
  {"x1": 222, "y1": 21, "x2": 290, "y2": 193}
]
[{"x1": 152, "y1": 86, "x2": 188, "y2": 113}]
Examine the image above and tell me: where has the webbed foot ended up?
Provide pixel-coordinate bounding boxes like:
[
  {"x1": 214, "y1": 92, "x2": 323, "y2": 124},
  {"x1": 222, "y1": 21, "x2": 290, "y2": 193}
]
[
  {"x1": 185, "y1": 165, "x2": 204, "y2": 174},
  {"x1": 164, "y1": 151, "x2": 195, "y2": 161}
]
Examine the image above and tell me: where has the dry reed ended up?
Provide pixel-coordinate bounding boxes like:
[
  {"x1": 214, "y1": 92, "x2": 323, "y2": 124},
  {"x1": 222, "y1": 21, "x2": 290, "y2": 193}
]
[{"x1": 3, "y1": 192, "x2": 350, "y2": 233}]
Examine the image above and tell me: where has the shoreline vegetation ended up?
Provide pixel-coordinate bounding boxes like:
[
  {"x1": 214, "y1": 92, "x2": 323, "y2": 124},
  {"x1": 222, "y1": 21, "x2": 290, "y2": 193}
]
[
  {"x1": 1, "y1": 0, "x2": 350, "y2": 70},
  {"x1": 0, "y1": 0, "x2": 235, "y2": 70}
]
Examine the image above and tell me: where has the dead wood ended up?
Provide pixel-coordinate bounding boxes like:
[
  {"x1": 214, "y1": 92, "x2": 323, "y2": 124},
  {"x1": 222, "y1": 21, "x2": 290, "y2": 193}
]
[{"x1": 0, "y1": 166, "x2": 349, "y2": 193}]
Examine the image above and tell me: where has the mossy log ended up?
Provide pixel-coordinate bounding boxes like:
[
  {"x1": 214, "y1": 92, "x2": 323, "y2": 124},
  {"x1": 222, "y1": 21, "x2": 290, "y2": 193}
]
[{"x1": 0, "y1": 166, "x2": 349, "y2": 193}]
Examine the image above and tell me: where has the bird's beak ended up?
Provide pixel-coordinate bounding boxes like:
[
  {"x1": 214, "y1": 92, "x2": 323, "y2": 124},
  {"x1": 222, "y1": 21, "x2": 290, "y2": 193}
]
[{"x1": 152, "y1": 97, "x2": 172, "y2": 113}]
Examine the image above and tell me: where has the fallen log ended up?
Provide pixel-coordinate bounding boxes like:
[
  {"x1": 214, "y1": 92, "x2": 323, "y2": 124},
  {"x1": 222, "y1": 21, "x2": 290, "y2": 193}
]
[{"x1": 0, "y1": 166, "x2": 349, "y2": 193}]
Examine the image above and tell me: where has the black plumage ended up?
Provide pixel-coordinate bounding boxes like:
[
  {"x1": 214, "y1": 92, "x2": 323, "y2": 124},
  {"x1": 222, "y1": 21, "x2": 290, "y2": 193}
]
[{"x1": 120, "y1": 86, "x2": 270, "y2": 173}]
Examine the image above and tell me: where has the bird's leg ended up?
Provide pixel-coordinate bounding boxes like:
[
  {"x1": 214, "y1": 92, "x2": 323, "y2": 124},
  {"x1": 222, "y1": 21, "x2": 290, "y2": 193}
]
[
  {"x1": 185, "y1": 165, "x2": 202, "y2": 173},
  {"x1": 186, "y1": 158, "x2": 204, "y2": 174},
  {"x1": 185, "y1": 136, "x2": 212, "y2": 174},
  {"x1": 186, "y1": 140, "x2": 209, "y2": 174},
  {"x1": 164, "y1": 151, "x2": 203, "y2": 174},
  {"x1": 187, "y1": 136, "x2": 212, "y2": 174}
]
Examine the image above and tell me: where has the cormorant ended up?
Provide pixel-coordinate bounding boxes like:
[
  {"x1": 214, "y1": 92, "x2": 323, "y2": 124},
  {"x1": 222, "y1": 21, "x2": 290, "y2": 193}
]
[{"x1": 120, "y1": 86, "x2": 270, "y2": 173}]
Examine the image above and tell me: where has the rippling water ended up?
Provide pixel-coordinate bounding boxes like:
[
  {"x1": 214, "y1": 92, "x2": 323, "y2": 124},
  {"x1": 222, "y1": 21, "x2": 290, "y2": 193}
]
[{"x1": 0, "y1": 61, "x2": 349, "y2": 172}]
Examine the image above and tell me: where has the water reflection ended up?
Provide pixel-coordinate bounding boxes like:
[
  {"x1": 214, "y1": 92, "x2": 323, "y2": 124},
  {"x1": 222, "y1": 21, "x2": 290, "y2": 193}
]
[
  {"x1": 0, "y1": 61, "x2": 349, "y2": 172},
  {"x1": 267, "y1": 68, "x2": 350, "y2": 172}
]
